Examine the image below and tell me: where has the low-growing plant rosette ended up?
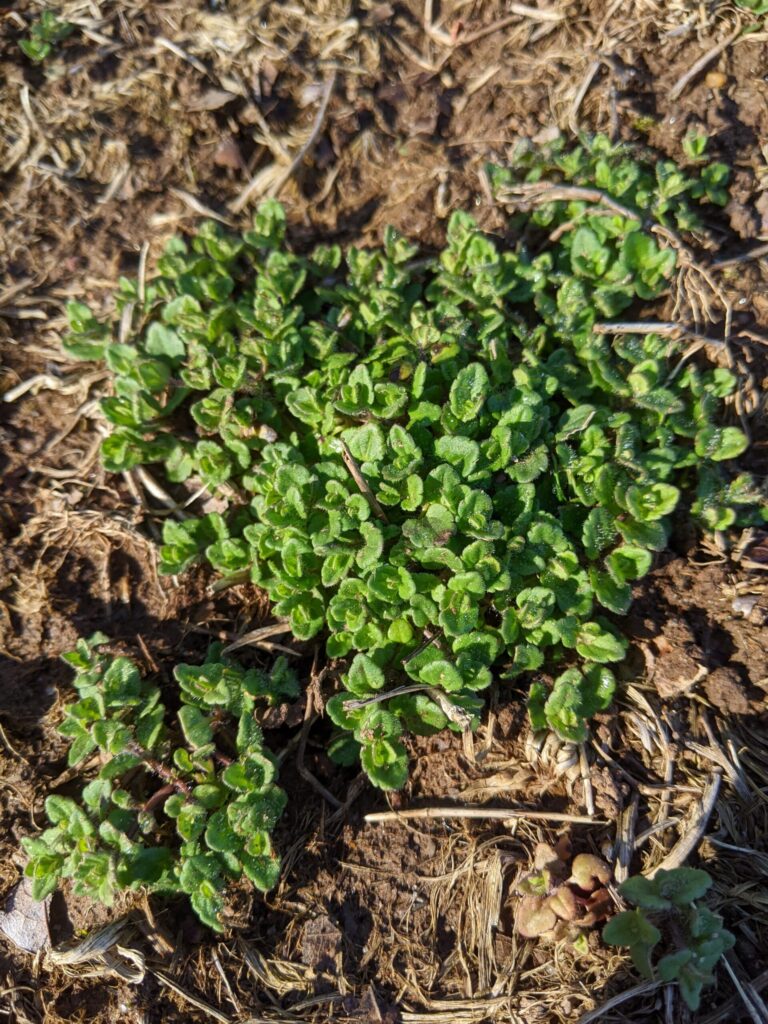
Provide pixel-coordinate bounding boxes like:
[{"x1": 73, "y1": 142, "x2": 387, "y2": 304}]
[
  {"x1": 603, "y1": 868, "x2": 735, "y2": 1011},
  {"x1": 22, "y1": 635, "x2": 297, "y2": 930},
  {"x1": 63, "y1": 135, "x2": 765, "y2": 788}
]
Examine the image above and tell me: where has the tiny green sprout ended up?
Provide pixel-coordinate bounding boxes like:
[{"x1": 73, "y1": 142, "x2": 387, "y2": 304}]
[
  {"x1": 603, "y1": 868, "x2": 735, "y2": 1010},
  {"x1": 682, "y1": 131, "x2": 709, "y2": 164},
  {"x1": 22, "y1": 635, "x2": 297, "y2": 931},
  {"x1": 62, "y1": 136, "x2": 765, "y2": 790},
  {"x1": 19, "y1": 10, "x2": 73, "y2": 62}
]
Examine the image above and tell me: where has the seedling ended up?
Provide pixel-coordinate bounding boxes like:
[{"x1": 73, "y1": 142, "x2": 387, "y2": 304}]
[
  {"x1": 22, "y1": 634, "x2": 297, "y2": 931},
  {"x1": 62, "y1": 135, "x2": 765, "y2": 788},
  {"x1": 682, "y1": 131, "x2": 709, "y2": 164},
  {"x1": 603, "y1": 868, "x2": 735, "y2": 1010},
  {"x1": 514, "y1": 841, "x2": 612, "y2": 943},
  {"x1": 736, "y1": 0, "x2": 768, "y2": 15},
  {"x1": 19, "y1": 11, "x2": 73, "y2": 62}
]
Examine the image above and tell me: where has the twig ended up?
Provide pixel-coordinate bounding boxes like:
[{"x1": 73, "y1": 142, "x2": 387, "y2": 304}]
[
  {"x1": 657, "y1": 740, "x2": 677, "y2": 829},
  {"x1": 3, "y1": 373, "x2": 67, "y2": 403},
  {"x1": 231, "y1": 74, "x2": 336, "y2": 214},
  {"x1": 423, "y1": 0, "x2": 453, "y2": 44},
  {"x1": 328, "y1": 773, "x2": 367, "y2": 826},
  {"x1": 143, "y1": 783, "x2": 175, "y2": 814},
  {"x1": 152, "y1": 971, "x2": 233, "y2": 1024},
  {"x1": 337, "y1": 438, "x2": 389, "y2": 522},
  {"x1": 137, "y1": 241, "x2": 150, "y2": 306},
  {"x1": 613, "y1": 792, "x2": 639, "y2": 883},
  {"x1": 664, "y1": 987, "x2": 675, "y2": 1024},
  {"x1": 569, "y1": 58, "x2": 602, "y2": 134},
  {"x1": 402, "y1": 629, "x2": 443, "y2": 664},
  {"x1": 0, "y1": 718, "x2": 28, "y2": 763},
  {"x1": 169, "y1": 187, "x2": 235, "y2": 225},
  {"x1": 578, "y1": 743, "x2": 595, "y2": 817},
  {"x1": 154, "y1": 36, "x2": 208, "y2": 76},
  {"x1": 669, "y1": 22, "x2": 742, "y2": 101},
  {"x1": 221, "y1": 623, "x2": 293, "y2": 656},
  {"x1": 0, "y1": 276, "x2": 33, "y2": 308},
  {"x1": 687, "y1": 739, "x2": 748, "y2": 799},
  {"x1": 452, "y1": 3, "x2": 563, "y2": 48},
  {"x1": 646, "y1": 772, "x2": 721, "y2": 877},
  {"x1": 343, "y1": 684, "x2": 428, "y2": 710},
  {"x1": 498, "y1": 182, "x2": 641, "y2": 223},
  {"x1": 269, "y1": 73, "x2": 337, "y2": 199},
  {"x1": 593, "y1": 320, "x2": 728, "y2": 349},
  {"x1": 344, "y1": 683, "x2": 473, "y2": 730},
  {"x1": 365, "y1": 806, "x2": 606, "y2": 825},
  {"x1": 549, "y1": 217, "x2": 580, "y2": 243},
  {"x1": 575, "y1": 980, "x2": 663, "y2": 1024},
  {"x1": 593, "y1": 321, "x2": 683, "y2": 337},
  {"x1": 711, "y1": 242, "x2": 768, "y2": 270},
  {"x1": 298, "y1": 670, "x2": 342, "y2": 810},
  {"x1": 702, "y1": 969, "x2": 768, "y2": 1024},
  {"x1": 507, "y1": 1, "x2": 563, "y2": 20},
  {"x1": 634, "y1": 818, "x2": 682, "y2": 849},
  {"x1": 721, "y1": 956, "x2": 768, "y2": 1024},
  {"x1": 211, "y1": 949, "x2": 242, "y2": 1017},
  {"x1": 133, "y1": 466, "x2": 188, "y2": 521}
]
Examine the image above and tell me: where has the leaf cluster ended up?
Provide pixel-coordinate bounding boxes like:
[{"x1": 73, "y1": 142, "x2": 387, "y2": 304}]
[
  {"x1": 62, "y1": 136, "x2": 765, "y2": 788},
  {"x1": 514, "y1": 842, "x2": 612, "y2": 944},
  {"x1": 22, "y1": 635, "x2": 297, "y2": 931},
  {"x1": 603, "y1": 868, "x2": 735, "y2": 1010},
  {"x1": 19, "y1": 10, "x2": 73, "y2": 62},
  {"x1": 493, "y1": 131, "x2": 731, "y2": 229}
]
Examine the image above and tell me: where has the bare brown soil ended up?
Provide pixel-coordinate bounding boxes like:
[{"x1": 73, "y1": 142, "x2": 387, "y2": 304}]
[{"x1": 2, "y1": 2, "x2": 768, "y2": 1022}]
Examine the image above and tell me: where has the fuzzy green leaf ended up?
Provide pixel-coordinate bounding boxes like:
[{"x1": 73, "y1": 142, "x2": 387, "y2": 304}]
[
  {"x1": 346, "y1": 654, "x2": 386, "y2": 696},
  {"x1": 575, "y1": 622, "x2": 627, "y2": 663},
  {"x1": 603, "y1": 909, "x2": 661, "y2": 978},
  {"x1": 695, "y1": 426, "x2": 748, "y2": 462},
  {"x1": 343, "y1": 423, "x2": 385, "y2": 463},
  {"x1": 449, "y1": 363, "x2": 489, "y2": 422}
]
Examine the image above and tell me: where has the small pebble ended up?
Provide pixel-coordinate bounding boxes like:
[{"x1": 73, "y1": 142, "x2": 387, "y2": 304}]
[{"x1": 732, "y1": 594, "x2": 759, "y2": 617}]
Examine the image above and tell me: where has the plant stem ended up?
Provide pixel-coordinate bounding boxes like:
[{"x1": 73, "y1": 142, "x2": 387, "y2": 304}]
[{"x1": 126, "y1": 742, "x2": 192, "y2": 796}]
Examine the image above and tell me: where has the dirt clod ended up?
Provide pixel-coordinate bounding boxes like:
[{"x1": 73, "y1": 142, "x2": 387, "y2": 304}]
[
  {"x1": 650, "y1": 618, "x2": 706, "y2": 700},
  {"x1": 703, "y1": 666, "x2": 752, "y2": 716},
  {"x1": 301, "y1": 914, "x2": 343, "y2": 975}
]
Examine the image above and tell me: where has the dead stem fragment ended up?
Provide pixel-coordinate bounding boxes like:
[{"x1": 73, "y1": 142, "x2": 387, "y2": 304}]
[{"x1": 365, "y1": 806, "x2": 606, "y2": 825}]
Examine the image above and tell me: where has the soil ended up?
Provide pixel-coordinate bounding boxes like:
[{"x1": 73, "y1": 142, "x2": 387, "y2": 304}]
[{"x1": 2, "y1": 1, "x2": 768, "y2": 1022}]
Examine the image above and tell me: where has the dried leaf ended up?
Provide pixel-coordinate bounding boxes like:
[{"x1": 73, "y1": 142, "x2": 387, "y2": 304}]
[
  {"x1": 569, "y1": 853, "x2": 612, "y2": 892},
  {"x1": 548, "y1": 885, "x2": 579, "y2": 922},
  {"x1": 188, "y1": 89, "x2": 237, "y2": 112},
  {"x1": 514, "y1": 895, "x2": 556, "y2": 938},
  {"x1": 581, "y1": 887, "x2": 613, "y2": 926}
]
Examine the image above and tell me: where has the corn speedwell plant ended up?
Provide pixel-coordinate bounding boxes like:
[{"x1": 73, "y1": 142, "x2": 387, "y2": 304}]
[
  {"x1": 63, "y1": 135, "x2": 764, "y2": 788},
  {"x1": 22, "y1": 635, "x2": 296, "y2": 930},
  {"x1": 603, "y1": 868, "x2": 735, "y2": 1011}
]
